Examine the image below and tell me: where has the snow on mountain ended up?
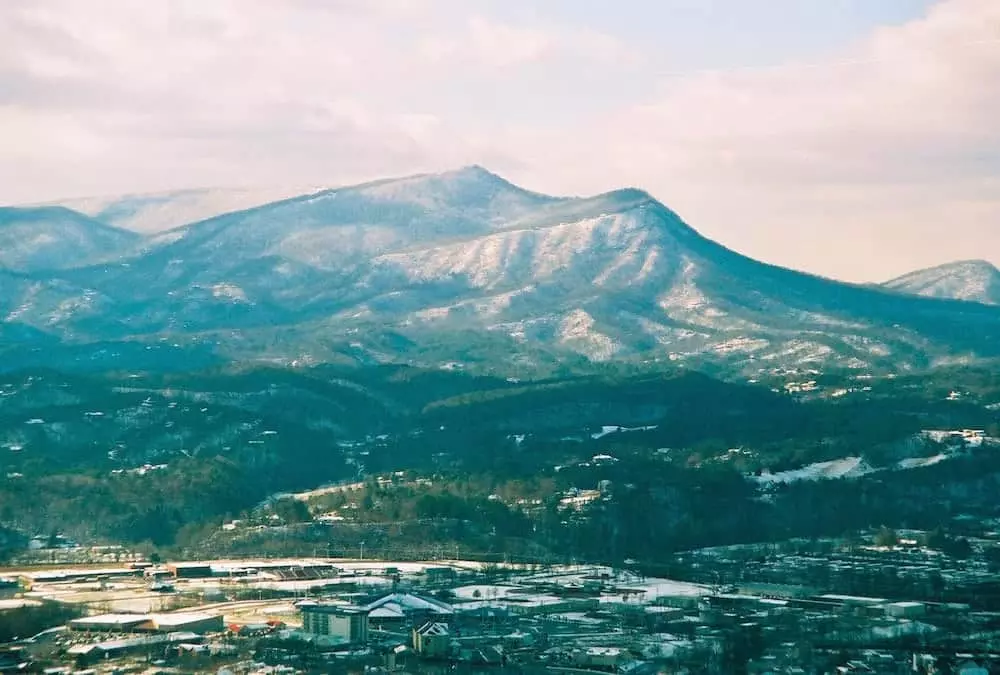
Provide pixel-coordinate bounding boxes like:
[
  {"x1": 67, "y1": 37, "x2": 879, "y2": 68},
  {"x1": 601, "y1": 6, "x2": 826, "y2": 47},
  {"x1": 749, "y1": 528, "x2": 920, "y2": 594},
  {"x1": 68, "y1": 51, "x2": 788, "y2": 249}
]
[
  {"x1": 558, "y1": 309, "x2": 620, "y2": 361},
  {"x1": 49, "y1": 186, "x2": 322, "y2": 234},
  {"x1": 374, "y1": 196, "x2": 666, "y2": 290},
  {"x1": 755, "y1": 430, "x2": 999, "y2": 486},
  {"x1": 0, "y1": 206, "x2": 140, "y2": 272},
  {"x1": 0, "y1": 268, "x2": 111, "y2": 330},
  {"x1": 123, "y1": 167, "x2": 563, "y2": 278},
  {"x1": 4, "y1": 167, "x2": 1000, "y2": 374},
  {"x1": 883, "y1": 260, "x2": 1000, "y2": 306},
  {"x1": 350, "y1": 164, "x2": 559, "y2": 218}
]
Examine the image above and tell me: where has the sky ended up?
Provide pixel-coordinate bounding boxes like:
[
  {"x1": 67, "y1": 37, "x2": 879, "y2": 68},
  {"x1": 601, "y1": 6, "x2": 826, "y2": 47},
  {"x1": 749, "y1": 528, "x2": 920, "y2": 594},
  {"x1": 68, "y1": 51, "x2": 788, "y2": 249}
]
[{"x1": 1, "y1": 0, "x2": 998, "y2": 282}]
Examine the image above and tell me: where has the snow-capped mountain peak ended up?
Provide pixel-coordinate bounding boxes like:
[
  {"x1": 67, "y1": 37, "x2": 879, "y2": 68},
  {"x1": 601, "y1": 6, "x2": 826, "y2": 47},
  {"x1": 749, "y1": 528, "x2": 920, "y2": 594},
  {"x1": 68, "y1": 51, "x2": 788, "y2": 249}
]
[
  {"x1": 330, "y1": 164, "x2": 563, "y2": 222},
  {"x1": 882, "y1": 259, "x2": 1000, "y2": 306},
  {"x1": 4, "y1": 167, "x2": 1000, "y2": 375}
]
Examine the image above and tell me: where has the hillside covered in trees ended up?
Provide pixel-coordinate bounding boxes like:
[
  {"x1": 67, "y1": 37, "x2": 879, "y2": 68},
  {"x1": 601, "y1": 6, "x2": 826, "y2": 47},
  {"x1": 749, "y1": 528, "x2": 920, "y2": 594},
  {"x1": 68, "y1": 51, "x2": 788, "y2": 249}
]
[{"x1": 0, "y1": 363, "x2": 998, "y2": 560}]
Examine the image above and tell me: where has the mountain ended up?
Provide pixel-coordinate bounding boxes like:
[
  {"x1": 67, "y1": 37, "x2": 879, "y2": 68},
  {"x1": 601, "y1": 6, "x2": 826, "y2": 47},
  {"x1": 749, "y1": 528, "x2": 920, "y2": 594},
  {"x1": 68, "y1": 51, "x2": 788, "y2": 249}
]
[
  {"x1": 882, "y1": 260, "x2": 1000, "y2": 306},
  {"x1": 6, "y1": 166, "x2": 1000, "y2": 375},
  {"x1": 50, "y1": 186, "x2": 324, "y2": 234},
  {"x1": 0, "y1": 206, "x2": 140, "y2": 272}
]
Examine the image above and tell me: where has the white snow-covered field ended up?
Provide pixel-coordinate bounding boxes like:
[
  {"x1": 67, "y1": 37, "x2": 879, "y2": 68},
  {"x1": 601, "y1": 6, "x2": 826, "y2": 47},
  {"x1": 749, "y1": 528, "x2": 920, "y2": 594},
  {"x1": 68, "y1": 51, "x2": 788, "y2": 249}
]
[{"x1": 756, "y1": 457, "x2": 874, "y2": 484}]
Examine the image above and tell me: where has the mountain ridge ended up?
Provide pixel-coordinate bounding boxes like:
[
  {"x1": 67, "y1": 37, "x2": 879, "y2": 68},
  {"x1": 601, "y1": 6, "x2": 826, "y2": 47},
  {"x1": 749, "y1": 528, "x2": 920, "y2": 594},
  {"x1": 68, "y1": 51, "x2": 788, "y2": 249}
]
[
  {"x1": 3, "y1": 167, "x2": 1000, "y2": 375},
  {"x1": 882, "y1": 259, "x2": 1000, "y2": 306},
  {"x1": 40, "y1": 185, "x2": 328, "y2": 234},
  {"x1": 0, "y1": 205, "x2": 140, "y2": 273}
]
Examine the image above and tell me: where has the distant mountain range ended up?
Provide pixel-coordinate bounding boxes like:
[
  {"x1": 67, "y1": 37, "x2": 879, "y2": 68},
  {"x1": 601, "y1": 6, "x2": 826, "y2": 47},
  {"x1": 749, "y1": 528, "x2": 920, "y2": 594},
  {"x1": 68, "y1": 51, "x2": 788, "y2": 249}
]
[
  {"x1": 49, "y1": 186, "x2": 320, "y2": 234},
  {"x1": 4, "y1": 166, "x2": 1000, "y2": 375},
  {"x1": 882, "y1": 260, "x2": 1000, "y2": 306},
  {"x1": 0, "y1": 206, "x2": 140, "y2": 272}
]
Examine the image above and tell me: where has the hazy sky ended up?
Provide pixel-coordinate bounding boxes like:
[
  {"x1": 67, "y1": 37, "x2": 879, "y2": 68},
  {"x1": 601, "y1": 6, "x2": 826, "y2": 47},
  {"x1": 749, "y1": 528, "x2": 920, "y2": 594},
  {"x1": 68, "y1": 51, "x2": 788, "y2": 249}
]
[{"x1": 1, "y1": 0, "x2": 997, "y2": 281}]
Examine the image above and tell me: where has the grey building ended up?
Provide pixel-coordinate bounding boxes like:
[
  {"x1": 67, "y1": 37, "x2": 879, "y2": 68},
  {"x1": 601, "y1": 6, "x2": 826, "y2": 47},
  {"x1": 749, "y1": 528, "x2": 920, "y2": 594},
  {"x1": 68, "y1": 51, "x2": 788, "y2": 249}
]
[{"x1": 299, "y1": 602, "x2": 369, "y2": 645}]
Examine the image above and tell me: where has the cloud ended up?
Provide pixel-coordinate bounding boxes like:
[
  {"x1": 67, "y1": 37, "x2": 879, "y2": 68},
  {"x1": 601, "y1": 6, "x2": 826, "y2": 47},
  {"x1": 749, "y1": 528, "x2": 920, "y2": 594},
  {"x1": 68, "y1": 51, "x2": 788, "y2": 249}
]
[
  {"x1": 0, "y1": 0, "x2": 998, "y2": 280},
  {"x1": 511, "y1": 0, "x2": 1000, "y2": 280},
  {"x1": 0, "y1": 0, "x2": 480, "y2": 195},
  {"x1": 1, "y1": 0, "x2": 622, "y2": 202},
  {"x1": 545, "y1": 0, "x2": 1000, "y2": 183},
  {"x1": 418, "y1": 16, "x2": 640, "y2": 69}
]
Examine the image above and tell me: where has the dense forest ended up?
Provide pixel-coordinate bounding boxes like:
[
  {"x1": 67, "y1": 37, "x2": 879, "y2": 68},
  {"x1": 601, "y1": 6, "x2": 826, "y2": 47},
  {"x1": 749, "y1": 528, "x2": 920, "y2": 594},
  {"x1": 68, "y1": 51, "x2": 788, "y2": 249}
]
[{"x1": 0, "y1": 363, "x2": 998, "y2": 559}]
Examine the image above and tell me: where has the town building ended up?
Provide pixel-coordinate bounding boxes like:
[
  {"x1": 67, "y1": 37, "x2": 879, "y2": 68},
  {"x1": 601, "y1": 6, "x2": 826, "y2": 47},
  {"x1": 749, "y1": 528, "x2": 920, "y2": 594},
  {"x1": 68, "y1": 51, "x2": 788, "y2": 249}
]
[
  {"x1": 298, "y1": 602, "x2": 369, "y2": 645},
  {"x1": 67, "y1": 632, "x2": 203, "y2": 666},
  {"x1": 883, "y1": 600, "x2": 926, "y2": 619},
  {"x1": 364, "y1": 592, "x2": 453, "y2": 627},
  {"x1": 68, "y1": 612, "x2": 223, "y2": 634},
  {"x1": 166, "y1": 562, "x2": 213, "y2": 579},
  {"x1": 412, "y1": 621, "x2": 450, "y2": 658}
]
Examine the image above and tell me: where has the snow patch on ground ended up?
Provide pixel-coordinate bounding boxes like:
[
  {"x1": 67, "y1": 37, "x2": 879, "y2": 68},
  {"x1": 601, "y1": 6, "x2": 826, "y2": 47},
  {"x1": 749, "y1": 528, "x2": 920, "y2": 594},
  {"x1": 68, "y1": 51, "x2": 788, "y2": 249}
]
[
  {"x1": 763, "y1": 340, "x2": 834, "y2": 364},
  {"x1": 791, "y1": 311, "x2": 868, "y2": 330},
  {"x1": 756, "y1": 457, "x2": 875, "y2": 484},
  {"x1": 896, "y1": 454, "x2": 948, "y2": 470},
  {"x1": 637, "y1": 318, "x2": 707, "y2": 346},
  {"x1": 211, "y1": 283, "x2": 249, "y2": 303},
  {"x1": 433, "y1": 286, "x2": 536, "y2": 320},
  {"x1": 414, "y1": 306, "x2": 451, "y2": 321},
  {"x1": 840, "y1": 335, "x2": 892, "y2": 357},
  {"x1": 712, "y1": 336, "x2": 771, "y2": 354},
  {"x1": 47, "y1": 290, "x2": 98, "y2": 324},
  {"x1": 378, "y1": 211, "x2": 651, "y2": 290},
  {"x1": 146, "y1": 230, "x2": 186, "y2": 247},
  {"x1": 657, "y1": 259, "x2": 706, "y2": 311},
  {"x1": 558, "y1": 309, "x2": 619, "y2": 361},
  {"x1": 591, "y1": 425, "x2": 658, "y2": 440}
]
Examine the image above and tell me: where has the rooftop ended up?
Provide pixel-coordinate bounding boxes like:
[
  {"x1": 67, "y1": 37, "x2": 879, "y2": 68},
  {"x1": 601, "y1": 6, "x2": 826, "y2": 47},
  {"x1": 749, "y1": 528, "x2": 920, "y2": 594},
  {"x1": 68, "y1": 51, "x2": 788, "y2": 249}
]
[
  {"x1": 148, "y1": 612, "x2": 219, "y2": 625},
  {"x1": 299, "y1": 602, "x2": 368, "y2": 616},
  {"x1": 67, "y1": 631, "x2": 201, "y2": 654},
  {"x1": 69, "y1": 613, "x2": 150, "y2": 627},
  {"x1": 364, "y1": 592, "x2": 454, "y2": 616},
  {"x1": 818, "y1": 594, "x2": 889, "y2": 605},
  {"x1": 416, "y1": 621, "x2": 450, "y2": 636}
]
